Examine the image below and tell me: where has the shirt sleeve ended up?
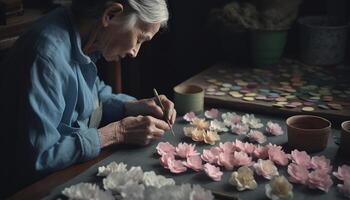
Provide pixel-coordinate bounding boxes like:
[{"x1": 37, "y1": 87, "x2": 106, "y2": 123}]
[
  {"x1": 96, "y1": 77, "x2": 136, "y2": 124},
  {"x1": 28, "y1": 54, "x2": 100, "y2": 173}
]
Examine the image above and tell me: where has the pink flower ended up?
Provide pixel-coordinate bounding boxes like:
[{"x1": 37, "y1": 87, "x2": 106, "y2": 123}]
[
  {"x1": 183, "y1": 112, "x2": 196, "y2": 122},
  {"x1": 291, "y1": 150, "x2": 311, "y2": 168},
  {"x1": 204, "y1": 108, "x2": 219, "y2": 119},
  {"x1": 168, "y1": 158, "x2": 187, "y2": 174},
  {"x1": 160, "y1": 154, "x2": 175, "y2": 169},
  {"x1": 183, "y1": 155, "x2": 203, "y2": 172},
  {"x1": 233, "y1": 151, "x2": 253, "y2": 167},
  {"x1": 242, "y1": 143, "x2": 256, "y2": 155},
  {"x1": 175, "y1": 143, "x2": 199, "y2": 158},
  {"x1": 156, "y1": 142, "x2": 175, "y2": 156},
  {"x1": 267, "y1": 145, "x2": 289, "y2": 166},
  {"x1": 219, "y1": 142, "x2": 236, "y2": 154},
  {"x1": 333, "y1": 165, "x2": 350, "y2": 181},
  {"x1": 217, "y1": 152, "x2": 235, "y2": 170},
  {"x1": 234, "y1": 140, "x2": 255, "y2": 154},
  {"x1": 203, "y1": 163, "x2": 223, "y2": 181},
  {"x1": 254, "y1": 145, "x2": 269, "y2": 160},
  {"x1": 266, "y1": 121, "x2": 284, "y2": 136},
  {"x1": 201, "y1": 147, "x2": 221, "y2": 164},
  {"x1": 310, "y1": 156, "x2": 332, "y2": 173},
  {"x1": 231, "y1": 123, "x2": 249, "y2": 135},
  {"x1": 307, "y1": 169, "x2": 333, "y2": 192},
  {"x1": 254, "y1": 159, "x2": 279, "y2": 180},
  {"x1": 287, "y1": 163, "x2": 309, "y2": 184},
  {"x1": 338, "y1": 179, "x2": 350, "y2": 198},
  {"x1": 247, "y1": 130, "x2": 267, "y2": 144}
]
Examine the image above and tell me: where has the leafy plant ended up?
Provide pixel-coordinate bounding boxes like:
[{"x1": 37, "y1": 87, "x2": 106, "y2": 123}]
[{"x1": 209, "y1": 0, "x2": 302, "y2": 31}]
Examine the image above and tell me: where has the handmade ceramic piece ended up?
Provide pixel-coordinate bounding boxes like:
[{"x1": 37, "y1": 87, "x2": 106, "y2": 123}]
[{"x1": 286, "y1": 115, "x2": 331, "y2": 152}]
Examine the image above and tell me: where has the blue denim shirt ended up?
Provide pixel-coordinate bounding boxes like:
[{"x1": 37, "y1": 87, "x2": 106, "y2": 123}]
[{"x1": 0, "y1": 7, "x2": 135, "y2": 190}]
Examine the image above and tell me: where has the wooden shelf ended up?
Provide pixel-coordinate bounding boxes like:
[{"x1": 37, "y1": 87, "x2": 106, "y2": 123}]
[{"x1": 0, "y1": 9, "x2": 43, "y2": 49}]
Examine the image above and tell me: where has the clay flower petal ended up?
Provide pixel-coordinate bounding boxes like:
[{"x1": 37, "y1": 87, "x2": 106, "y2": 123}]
[
  {"x1": 231, "y1": 123, "x2": 249, "y2": 135},
  {"x1": 176, "y1": 143, "x2": 199, "y2": 158},
  {"x1": 222, "y1": 112, "x2": 242, "y2": 126},
  {"x1": 338, "y1": 179, "x2": 350, "y2": 198},
  {"x1": 266, "y1": 121, "x2": 284, "y2": 136},
  {"x1": 233, "y1": 151, "x2": 253, "y2": 167},
  {"x1": 183, "y1": 112, "x2": 196, "y2": 122},
  {"x1": 62, "y1": 183, "x2": 114, "y2": 200},
  {"x1": 333, "y1": 165, "x2": 350, "y2": 181},
  {"x1": 254, "y1": 145, "x2": 269, "y2": 160},
  {"x1": 291, "y1": 150, "x2": 311, "y2": 168},
  {"x1": 183, "y1": 155, "x2": 203, "y2": 172},
  {"x1": 219, "y1": 142, "x2": 236, "y2": 154},
  {"x1": 210, "y1": 119, "x2": 229, "y2": 132},
  {"x1": 156, "y1": 142, "x2": 175, "y2": 156},
  {"x1": 254, "y1": 159, "x2": 279, "y2": 180},
  {"x1": 307, "y1": 169, "x2": 333, "y2": 192},
  {"x1": 203, "y1": 130, "x2": 220, "y2": 145},
  {"x1": 168, "y1": 158, "x2": 187, "y2": 174},
  {"x1": 205, "y1": 108, "x2": 219, "y2": 119},
  {"x1": 97, "y1": 162, "x2": 128, "y2": 177},
  {"x1": 191, "y1": 118, "x2": 210, "y2": 130},
  {"x1": 242, "y1": 114, "x2": 264, "y2": 129},
  {"x1": 160, "y1": 154, "x2": 175, "y2": 169},
  {"x1": 248, "y1": 130, "x2": 267, "y2": 144},
  {"x1": 265, "y1": 176, "x2": 293, "y2": 200},
  {"x1": 310, "y1": 156, "x2": 332, "y2": 173},
  {"x1": 183, "y1": 126, "x2": 195, "y2": 137},
  {"x1": 229, "y1": 166, "x2": 257, "y2": 191},
  {"x1": 268, "y1": 145, "x2": 289, "y2": 166},
  {"x1": 217, "y1": 152, "x2": 235, "y2": 170},
  {"x1": 287, "y1": 163, "x2": 309, "y2": 185},
  {"x1": 235, "y1": 140, "x2": 256, "y2": 155},
  {"x1": 191, "y1": 128, "x2": 205, "y2": 142},
  {"x1": 201, "y1": 147, "x2": 221, "y2": 164},
  {"x1": 203, "y1": 163, "x2": 223, "y2": 181}
]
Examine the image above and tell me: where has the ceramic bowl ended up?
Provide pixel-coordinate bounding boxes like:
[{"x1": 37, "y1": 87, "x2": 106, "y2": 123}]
[
  {"x1": 286, "y1": 115, "x2": 331, "y2": 152},
  {"x1": 340, "y1": 120, "x2": 350, "y2": 155}
]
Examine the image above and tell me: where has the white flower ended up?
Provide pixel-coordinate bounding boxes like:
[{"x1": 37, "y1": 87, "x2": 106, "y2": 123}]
[
  {"x1": 210, "y1": 119, "x2": 229, "y2": 132},
  {"x1": 265, "y1": 176, "x2": 293, "y2": 200},
  {"x1": 190, "y1": 185, "x2": 215, "y2": 200},
  {"x1": 62, "y1": 183, "x2": 114, "y2": 200},
  {"x1": 229, "y1": 166, "x2": 257, "y2": 191},
  {"x1": 242, "y1": 114, "x2": 264, "y2": 129},
  {"x1": 97, "y1": 162, "x2": 128, "y2": 177},
  {"x1": 254, "y1": 159, "x2": 279, "y2": 180},
  {"x1": 103, "y1": 167, "x2": 143, "y2": 193},
  {"x1": 119, "y1": 182, "x2": 145, "y2": 200},
  {"x1": 143, "y1": 171, "x2": 175, "y2": 188},
  {"x1": 221, "y1": 112, "x2": 241, "y2": 127}
]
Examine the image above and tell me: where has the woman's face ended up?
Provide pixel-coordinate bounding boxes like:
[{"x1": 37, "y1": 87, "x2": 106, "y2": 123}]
[{"x1": 96, "y1": 17, "x2": 161, "y2": 62}]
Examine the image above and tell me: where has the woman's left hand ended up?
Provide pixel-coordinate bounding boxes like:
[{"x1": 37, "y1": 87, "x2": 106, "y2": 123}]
[{"x1": 124, "y1": 95, "x2": 176, "y2": 125}]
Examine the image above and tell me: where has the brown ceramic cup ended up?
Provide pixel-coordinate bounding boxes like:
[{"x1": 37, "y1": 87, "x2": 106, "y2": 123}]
[
  {"x1": 340, "y1": 120, "x2": 350, "y2": 155},
  {"x1": 286, "y1": 115, "x2": 331, "y2": 152}
]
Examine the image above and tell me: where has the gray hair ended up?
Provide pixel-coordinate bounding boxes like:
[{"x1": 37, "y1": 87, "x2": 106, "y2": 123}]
[{"x1": 71, "y1": 0, "x2": 169, "y2": 28}]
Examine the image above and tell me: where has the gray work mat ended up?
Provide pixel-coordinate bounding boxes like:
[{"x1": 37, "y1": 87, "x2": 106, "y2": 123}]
[{"x1": 44, "y1": 110, "x2": 349, "y2": 200}]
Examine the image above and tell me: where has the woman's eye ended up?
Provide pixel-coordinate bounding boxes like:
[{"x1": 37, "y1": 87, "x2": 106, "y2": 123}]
[{"x1": 136, "y1": 39, "x2": 141, "y2": 44}]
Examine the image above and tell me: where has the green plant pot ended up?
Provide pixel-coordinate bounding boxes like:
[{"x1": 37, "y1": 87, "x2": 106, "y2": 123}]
[{"x1": 251, "y1": 30, "x2": 288, "y2": 67}]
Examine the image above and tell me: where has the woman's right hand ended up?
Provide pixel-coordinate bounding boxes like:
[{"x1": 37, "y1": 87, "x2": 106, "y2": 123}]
[{"x1": 98, "y1": 115, "x2": 170, "y2": 147}]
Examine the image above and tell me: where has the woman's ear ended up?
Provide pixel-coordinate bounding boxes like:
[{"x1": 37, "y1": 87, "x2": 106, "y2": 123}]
[{"x1": 101, "y1": 3, "x2": 124, "y2": 27}]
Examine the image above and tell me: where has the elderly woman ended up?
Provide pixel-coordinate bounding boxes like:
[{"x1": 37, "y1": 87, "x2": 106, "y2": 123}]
[{"x1": 0, "y1": 0, "x2": 174, "y2": 197}]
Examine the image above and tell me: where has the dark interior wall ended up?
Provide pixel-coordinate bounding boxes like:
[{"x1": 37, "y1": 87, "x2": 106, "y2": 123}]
[{"x1": 122, "y1": 0, "x2": 350, "y2": 100}]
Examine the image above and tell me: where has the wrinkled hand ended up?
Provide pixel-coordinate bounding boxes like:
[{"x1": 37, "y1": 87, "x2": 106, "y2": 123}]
[
  {"x1": 116, "y1": 115, "x2": 170, "y2": 145},
  {"x1": 125, "y1": 95, "x2": 176, "y2": 125}
]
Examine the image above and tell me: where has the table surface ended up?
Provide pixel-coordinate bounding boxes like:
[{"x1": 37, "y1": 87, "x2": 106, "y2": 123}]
[
  {"x1": 176, "y1": 61, "x2": 350, "y2": 124},
  {"x1": 11, "y1": 109, "x2": 349, "y2": 200}
]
